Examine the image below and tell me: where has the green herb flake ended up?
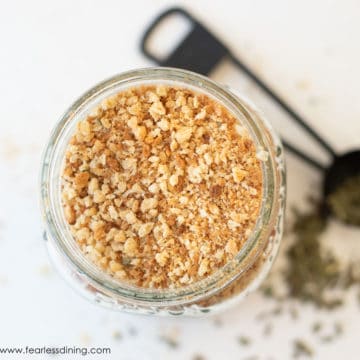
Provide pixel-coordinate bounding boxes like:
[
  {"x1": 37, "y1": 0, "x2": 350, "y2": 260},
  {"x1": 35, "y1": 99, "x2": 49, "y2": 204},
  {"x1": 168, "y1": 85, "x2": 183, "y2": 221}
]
[
  {"x1": 159, "y1": 335, "x2": 179, "y2": 349},
  {"x1": 293, "y1": 339, "x2": 314, "y2": 358},
  {"x1": 334, "y1": 321, "x2": 344, "y2": 335},
  {"x1": 237, "y1": 336, "x2": 252, "y2": 346},
  {"x1": 262, "y1": 285, "x2": 274, "y2": 298},
  {"x1": 272, "y1": 306, "x2": 283, "y2": 316},
  {"x1": 263, "y1": 323, "x2": 273, "y2": 337},
  {"x1": 312, "y1": 321, "x2": 323, "y2": 333},
  {"x1": 192, "y1": 354, "x2": 206, "y2": 360},
  {"x1": 320, "y1": 335, "x2": 334, "y2": 343}
]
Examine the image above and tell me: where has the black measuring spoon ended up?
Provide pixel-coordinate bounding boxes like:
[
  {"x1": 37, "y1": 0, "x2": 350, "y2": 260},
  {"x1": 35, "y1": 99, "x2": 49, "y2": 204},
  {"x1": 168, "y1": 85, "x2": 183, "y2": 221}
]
[{"x1": 140, "y1": 7, "x2": 360, "y2": 224}]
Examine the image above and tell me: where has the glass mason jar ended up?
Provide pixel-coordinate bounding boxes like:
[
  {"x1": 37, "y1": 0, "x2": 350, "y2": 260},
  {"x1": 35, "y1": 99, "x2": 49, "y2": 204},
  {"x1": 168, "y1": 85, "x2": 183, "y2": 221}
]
[{"x1": 40, "y1": 67, "x2": 285, "y2": 316}]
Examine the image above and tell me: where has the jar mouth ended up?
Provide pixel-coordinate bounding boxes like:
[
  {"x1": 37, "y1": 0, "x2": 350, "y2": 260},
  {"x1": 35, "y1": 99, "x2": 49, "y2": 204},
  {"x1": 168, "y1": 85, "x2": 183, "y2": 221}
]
[{"x1": 40, "y1": 67, "x2": 284, "y2": 306}]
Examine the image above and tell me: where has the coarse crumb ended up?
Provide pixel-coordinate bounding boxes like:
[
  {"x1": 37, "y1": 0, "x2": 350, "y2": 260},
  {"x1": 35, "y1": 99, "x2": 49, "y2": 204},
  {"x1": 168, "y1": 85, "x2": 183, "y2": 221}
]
[{"x1": 61, "y1": 85, "x2": 263, "y2": 288}]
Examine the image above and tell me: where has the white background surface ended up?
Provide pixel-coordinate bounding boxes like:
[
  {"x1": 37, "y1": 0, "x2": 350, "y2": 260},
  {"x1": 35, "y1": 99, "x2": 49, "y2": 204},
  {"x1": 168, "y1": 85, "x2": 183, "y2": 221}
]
[{"x1": 0, "y1": 1, "x2": 360, "y2": 359}]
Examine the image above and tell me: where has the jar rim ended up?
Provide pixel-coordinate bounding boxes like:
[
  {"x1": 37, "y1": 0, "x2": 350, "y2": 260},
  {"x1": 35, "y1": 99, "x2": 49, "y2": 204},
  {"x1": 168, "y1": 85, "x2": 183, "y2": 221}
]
[{"x1": 40, "y1": 67, "x2": 285, "y2": 307}]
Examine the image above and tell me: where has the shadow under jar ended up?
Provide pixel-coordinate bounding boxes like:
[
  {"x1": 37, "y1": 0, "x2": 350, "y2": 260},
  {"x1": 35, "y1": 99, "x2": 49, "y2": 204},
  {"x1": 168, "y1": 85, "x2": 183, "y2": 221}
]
[{"x1": 40, "y1": 67, "x2": 286, "y2": 316}]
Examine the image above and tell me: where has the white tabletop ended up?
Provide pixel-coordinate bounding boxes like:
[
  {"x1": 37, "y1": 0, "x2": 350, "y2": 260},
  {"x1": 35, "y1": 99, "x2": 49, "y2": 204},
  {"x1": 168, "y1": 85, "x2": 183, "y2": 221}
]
[{"x1": 1, "y1": 1, "x2": 360, "y2": 359}]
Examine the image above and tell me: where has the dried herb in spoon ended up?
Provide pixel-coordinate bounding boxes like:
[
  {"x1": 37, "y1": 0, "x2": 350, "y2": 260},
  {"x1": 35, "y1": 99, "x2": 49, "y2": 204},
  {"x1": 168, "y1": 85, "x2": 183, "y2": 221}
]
[
  {"x1": 327, "y1": 174, "x2": 360, "y2": 226},
  {"x1": 286, "y1": 206, "x2": 344, "y2": 308},
  {"x1": 284, "y1": 186, "x2": 360, "y2": 309}
]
